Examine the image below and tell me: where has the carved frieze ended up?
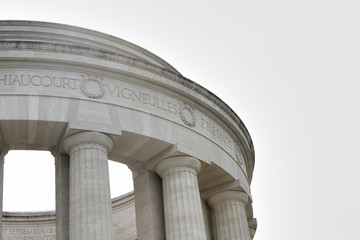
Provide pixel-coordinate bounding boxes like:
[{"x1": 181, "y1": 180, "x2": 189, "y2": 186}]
[{"x1": 0, "y1": 69, "x2": 246, "y2": 169}]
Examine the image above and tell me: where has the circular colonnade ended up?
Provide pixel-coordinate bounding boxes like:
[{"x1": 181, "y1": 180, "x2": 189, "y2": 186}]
[{"x1": 0, "y1": 21, "x2": 257, "y2": 240}]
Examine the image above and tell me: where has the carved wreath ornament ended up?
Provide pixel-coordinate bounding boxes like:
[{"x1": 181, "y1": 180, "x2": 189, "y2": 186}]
[
  {"x1": 80, "y1": 75, "x2": 106, "y2": 99},
  {"x1": 179, "y1": 102, "x2": 196, "y2": 127}
]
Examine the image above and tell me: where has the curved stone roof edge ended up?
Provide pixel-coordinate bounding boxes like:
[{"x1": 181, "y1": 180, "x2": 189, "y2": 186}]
[
  {"x1": 2, "y1": 211, "x2": 56, "y2": 221},
  {"x1": 3, "y1": 211, "x2": 55, "y2": 216},
  {"x1": 0, "y1": 20, "x2": 181, "y2": 75},
  {"x1": 2, "y1": 192, "x2": 136, "y2": 220},
  {"x1": 180, "y1": 75, "x2": 256, "y2": 182},
  {"x1": 0, "y1": 21, "x2": 255, "y2": 178}
]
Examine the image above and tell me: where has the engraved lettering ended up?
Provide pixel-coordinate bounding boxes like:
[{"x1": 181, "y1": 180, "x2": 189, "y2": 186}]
[
  {"x1": 114, "y1": 227, "x2": 125, "y2": 235},
  {"x1": 172, "y1": 103, "x2": 178, "y2": 114},
  {"x1": 106, "y1": 83, "x2": 119, "y2": 95},
  {"x1": 121, "y1": 88, "x2": 131, "y2": 99},
  {"x1": 142, "y1": 93, "x2": 149, "y2": 104},
  {"x1": 2, "y1": 226, "x2": 56, "y2": 240},
  {"x1": 53, "y1": 77, "x2": 62, "y2": 87},
  {"x1": 62, "y1": 78, "x2": 71, "y2": 88},
  {"x1": 201, "y1": 118, "x2": 206, "y2": 129},
  {"x1": 161, "y1": 99, "x2": 167, "y2": 112},
  {"x1": 167, "y1": 102, "x2": 173, "y2": 113},
  {"x1": 31, "y1": 75, "x2": 41, "y2": 86},
  {"x1": 148, "y1": 96, "x2": 155, "y2": 106},
  {"x1": 200, "y1": 118, "x2": 234, "y2": 150},
  {"x1": 131, "y1": 90, "x2": 141, "y2": 102},
  {"x1": 40, "y1": 76, "x2": 52, "y2": 87},
  {"x1": 0, "y1": 73, "x2": 208, "y2": 140},
  {"x1": 21, "y1": 75, "x2": 30, "y2": 86},
  {"x1": 156, "y1": 97, "x2": 162, "y2": 109},
  {"x1": 11, "y1": 75, "x2": 22, "y2": 86},
  {"x1": 69, "y1": 79, "x2": 78, "y2": 89},
  {"x1": 0, "y1": 75, "x2": 7, "y2": 85},
  {"x1": 206, "y1": 122, "x2": 212, "y2": 133}
]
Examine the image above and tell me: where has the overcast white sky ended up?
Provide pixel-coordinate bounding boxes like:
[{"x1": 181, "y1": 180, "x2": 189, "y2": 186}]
[{"x1": 1, "y1": 1, "x2": 360, "y2": 239}]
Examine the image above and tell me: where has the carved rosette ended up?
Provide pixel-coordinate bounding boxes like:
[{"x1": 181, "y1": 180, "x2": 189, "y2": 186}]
[
  {"x1": 179, "y1": 102, "x2": 196, "y2": 127},
  {"x1": 80, "y1": 75, "x2": 105, "y2": 99}
]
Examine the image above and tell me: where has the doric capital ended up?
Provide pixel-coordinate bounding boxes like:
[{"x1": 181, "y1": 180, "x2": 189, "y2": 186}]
[
  {"x1": 208, "y1": 190, "x2": 249, "y2": 207},
  {"x1": 155, "y1": 155, "x2": 201, "y2": 178},
  {"x1": 63, "y1": 131, "x2": 113, "y2": 154}
]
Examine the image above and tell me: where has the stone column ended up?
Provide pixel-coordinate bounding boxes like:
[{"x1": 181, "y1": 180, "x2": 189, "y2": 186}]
[
  {"x1": 248, "y1": 218, "x2": 257, "y2": 239},
  {"x1": 208, "y1": 191, "x2": 251, "y2": 240},
  {"x1": 55, "y1": 154, "x2": 70, "y2": 240},
  {"x1": 0, "y1": 150, "x2": 5, "y2": 237},
  {"x1": 63, "y1": 131, "x2": 114, "y2": 240},
  {"x1": 156, "y1": 156, "x2": 207, "y2": 240},
  {"x1": 133, "y1": 166, "x2": 165, "y2": 240}
]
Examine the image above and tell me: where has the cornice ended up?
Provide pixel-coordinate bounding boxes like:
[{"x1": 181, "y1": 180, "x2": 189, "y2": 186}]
[{"x1": 0, "y1": 21, "x2": 255, "y2": 180}]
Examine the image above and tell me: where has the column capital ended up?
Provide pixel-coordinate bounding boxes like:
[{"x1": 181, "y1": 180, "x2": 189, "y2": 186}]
[
  {"x1": 67, "y1": 132, "x2": 114, "y2": 240},
  {"x1": 156, "y1": 155, "x2": 206, "y2": 239},
  {"x1": 208, "y1": 190, "x2": 249, "y2": 207},
  {"x1": 155, "y1": 155, "x2": 201, "y2": 178},
  {"x1": 63, "y1": 131, "x2": 113, "y2": 154}
]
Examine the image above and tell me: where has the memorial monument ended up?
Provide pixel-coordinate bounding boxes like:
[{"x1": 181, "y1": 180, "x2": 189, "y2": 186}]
[{"x1": 0, "y1": 21, "x2": 257, "y2": 240}]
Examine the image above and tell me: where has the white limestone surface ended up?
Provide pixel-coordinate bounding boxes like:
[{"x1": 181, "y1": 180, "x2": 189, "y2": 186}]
[
  {"x1": 2, "y1": 193, "x2": 136, "y2": 240},
  {"x1": 0, "y1": 21, "x2": 257, "y2": 240}
]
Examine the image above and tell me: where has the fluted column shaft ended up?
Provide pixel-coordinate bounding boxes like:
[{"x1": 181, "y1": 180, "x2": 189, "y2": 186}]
[
  {"x1": 156, "y1": 156, "x2": 206, "y2": 240},
  {"x1": 208, "y1": 191, "x2": 251, "y2": 240},
  {"x1": 0, "y1": 152, "x2": 4, "y2": 237},
  {"x1": 64, "y1": 132, "x2": 114, "y2": 240}
]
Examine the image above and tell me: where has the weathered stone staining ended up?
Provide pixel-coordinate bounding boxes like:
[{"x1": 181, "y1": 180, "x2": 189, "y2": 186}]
[{"x1": 0, "y1": 21, "x2": 257, "y2": 240}]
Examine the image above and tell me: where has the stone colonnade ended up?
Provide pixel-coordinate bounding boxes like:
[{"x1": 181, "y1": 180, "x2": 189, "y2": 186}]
[
  {"x1": 134, "y1": 155, "x2": 253, "y2": 240},
  {"x1": 1, "y1": 131, "x2": 252, "y2": 240}
]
